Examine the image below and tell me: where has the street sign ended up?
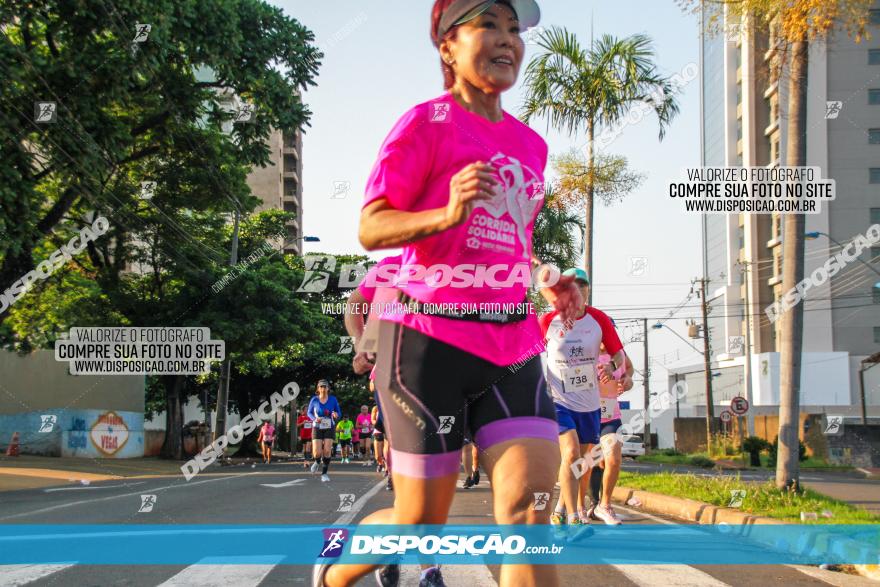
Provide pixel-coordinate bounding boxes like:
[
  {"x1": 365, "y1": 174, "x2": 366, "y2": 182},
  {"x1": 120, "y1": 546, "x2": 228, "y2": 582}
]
[
  {"x1": 730, "y1": 396, "x2": 749, "y2": 415},
  {"x1": 720, "y1": 410, "x2": 733, "y2": 423}
]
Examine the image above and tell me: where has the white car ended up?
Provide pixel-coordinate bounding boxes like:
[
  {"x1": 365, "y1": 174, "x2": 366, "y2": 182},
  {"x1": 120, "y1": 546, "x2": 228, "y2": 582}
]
[{"x1": 620, "y1": 435, "x2": 646, "y2": 458}]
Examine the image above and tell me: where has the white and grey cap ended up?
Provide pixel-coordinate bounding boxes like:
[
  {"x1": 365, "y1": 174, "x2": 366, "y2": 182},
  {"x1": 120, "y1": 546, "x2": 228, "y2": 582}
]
[{"x1": 437, "y1": 0, "x2": 540, "y2": 40}]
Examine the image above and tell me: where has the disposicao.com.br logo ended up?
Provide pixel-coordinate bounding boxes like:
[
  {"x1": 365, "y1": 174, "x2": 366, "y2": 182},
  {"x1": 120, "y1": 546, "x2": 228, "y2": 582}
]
[{"x1": 321, "y1": 531, "x2": 563, "y2": 557}]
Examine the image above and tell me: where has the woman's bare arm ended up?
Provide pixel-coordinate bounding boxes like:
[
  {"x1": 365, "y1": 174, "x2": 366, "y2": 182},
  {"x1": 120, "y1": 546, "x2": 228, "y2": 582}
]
[
  {"x1": 359, "y1": 162, "x2": 498, "y2": 250},
  {"x1": 359, "y1": 198, "x2": 450, "y2": 250}
]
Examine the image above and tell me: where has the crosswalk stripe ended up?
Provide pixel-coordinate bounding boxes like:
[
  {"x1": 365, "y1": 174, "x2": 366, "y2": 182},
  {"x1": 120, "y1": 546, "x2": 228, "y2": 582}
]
[
  {"x1": 157, "y1": 556, "x2": 283, "y2": 586},
  {"x1": 0, "y1": 564, "x2": 75, "y2": 586},
  {"x1": 613, "y1": 565, "x2": 731, "y2": 587}
]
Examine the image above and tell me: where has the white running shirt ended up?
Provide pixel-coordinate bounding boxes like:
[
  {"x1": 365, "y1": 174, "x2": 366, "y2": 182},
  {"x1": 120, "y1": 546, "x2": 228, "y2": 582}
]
[{"x1": 539, "y1": 307, "x2": 623, "y2": 412}]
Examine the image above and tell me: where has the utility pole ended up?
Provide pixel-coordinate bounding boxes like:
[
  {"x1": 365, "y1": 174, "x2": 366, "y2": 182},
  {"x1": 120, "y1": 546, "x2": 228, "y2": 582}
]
[
  {"x1": 213, "y1": 207, "x2": 240, "y2": 441},
  {"x1": 739, "y1": 261, "x2": 755, "y2": 438},
  {"x1": 643, "y1": 318, "x2": 651, "y2": 453},
  {"x1": 697, "y1": 278, "x2": 715, "y2": 453}
]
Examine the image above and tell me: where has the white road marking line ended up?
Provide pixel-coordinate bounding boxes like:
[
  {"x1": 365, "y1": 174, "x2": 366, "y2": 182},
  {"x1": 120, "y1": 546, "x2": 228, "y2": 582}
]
[
  {"x1": 0, "y1": 474, "x2": 257, "y2": 521},
  {"x1": 260, "y1": 479, "x2": 306, "y2": 488},
  {"x1": 332, "y1": 480, "x2": 385, "y2": 525},
  {"x1": 44, "y1": 482, "x2": 146, "y2": 492},
  {"x1": 0, "y1": 563, "x2": 75, "y2": 586},
  {"x1": 613, "y1": 565, "x2": 731, "y2": 586},
  {"x1": 157, "y1": 556, "x2": 283, "y2": 586},
  {"x1": 787, "y1": 564, "x2": 877, "y2": 586}
]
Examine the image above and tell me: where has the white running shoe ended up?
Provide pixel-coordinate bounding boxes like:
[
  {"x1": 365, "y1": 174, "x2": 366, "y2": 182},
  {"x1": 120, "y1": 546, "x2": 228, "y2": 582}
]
[
  {"x1": 310, "y1": 461, "x2": 319, "y2": 473},
  {"x1": 321, "y1": 474, "x2": 330, "y2": 482},
  {"x1": 593, "y1": 504, "x2": 622, "y2": 526}
]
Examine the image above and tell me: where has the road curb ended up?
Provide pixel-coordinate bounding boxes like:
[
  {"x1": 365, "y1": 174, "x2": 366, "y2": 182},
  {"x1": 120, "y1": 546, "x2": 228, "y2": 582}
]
[{"x1": 612, "y1": 485, "x2": 878, "y2": 581}]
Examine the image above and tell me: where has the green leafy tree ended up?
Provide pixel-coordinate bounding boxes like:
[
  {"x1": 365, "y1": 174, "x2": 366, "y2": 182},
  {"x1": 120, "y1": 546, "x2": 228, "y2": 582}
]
[
  {"x1": 0, "y1": 0, "x2": 321, "y2": 326},
  {"x1": 521, "y1": 28, "x2": 679, "y2": 303}
]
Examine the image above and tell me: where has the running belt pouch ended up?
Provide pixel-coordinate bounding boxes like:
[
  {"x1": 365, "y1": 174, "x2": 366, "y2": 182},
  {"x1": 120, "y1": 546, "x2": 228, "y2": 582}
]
[{"x1": 357, "y1": 316, "x2": 380, "y2": 354}]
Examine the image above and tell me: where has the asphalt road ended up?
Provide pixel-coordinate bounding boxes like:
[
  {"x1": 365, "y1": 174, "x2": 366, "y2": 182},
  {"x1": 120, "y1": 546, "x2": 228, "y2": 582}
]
[{"x1": 0, "y1": 459, "x2": 875, "y2": 587}]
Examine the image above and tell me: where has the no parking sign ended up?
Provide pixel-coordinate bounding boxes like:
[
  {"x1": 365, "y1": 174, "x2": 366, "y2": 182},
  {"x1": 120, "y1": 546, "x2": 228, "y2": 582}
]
[{"x1": 730, "y1": 396, "x2": 749, "y2": 415}]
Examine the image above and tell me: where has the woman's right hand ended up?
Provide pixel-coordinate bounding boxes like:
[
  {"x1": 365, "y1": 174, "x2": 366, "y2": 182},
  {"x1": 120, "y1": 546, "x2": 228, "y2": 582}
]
[{"x1": 445, "y1": 162, "x2": 498, "y2": 228}]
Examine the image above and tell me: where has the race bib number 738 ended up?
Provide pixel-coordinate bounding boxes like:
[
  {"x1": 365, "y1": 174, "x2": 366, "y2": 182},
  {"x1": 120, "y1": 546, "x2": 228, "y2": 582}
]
[{"x1": 561, "y1": 363, "x2": 597, "y2": 394}]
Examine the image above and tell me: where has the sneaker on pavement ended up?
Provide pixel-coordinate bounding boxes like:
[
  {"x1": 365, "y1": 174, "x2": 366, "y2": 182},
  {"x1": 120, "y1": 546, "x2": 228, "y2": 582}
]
[
  {"x1": 419, "y1": 566, "x2": 446, "y2": 587},
  {"x1": 374, "y1": 564, "x2": 400, "y2": 587},
  {"x1": 321, "y1": 474, "x2": 330, "y2": 482},
  {"x1": 310, "y1": 461, "x2": 320, "y2": 474},
  {"x1": 566, "y1": 517, "x2": 594, "y2": 540},
  {"x1": 471, "y1": 470, "x2": 480, "y2": 486},
  {"x1": 593, "y1": 504, "x2": 622, "y2": 526},
  {"x1": 549, "y1": 512, "x2": 566, "y2": 526},
  {"x1": 461, "y1": 476, "x2": 474, "y2": 489},
  {"x1": 385, "y1": 477, "x2": 394, "y2": 491}
]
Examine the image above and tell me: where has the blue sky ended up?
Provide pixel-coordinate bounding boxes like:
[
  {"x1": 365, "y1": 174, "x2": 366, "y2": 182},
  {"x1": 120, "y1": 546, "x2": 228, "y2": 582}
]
[{"x1": 275, "y1": 0, "x2": 707, "y2": 406}]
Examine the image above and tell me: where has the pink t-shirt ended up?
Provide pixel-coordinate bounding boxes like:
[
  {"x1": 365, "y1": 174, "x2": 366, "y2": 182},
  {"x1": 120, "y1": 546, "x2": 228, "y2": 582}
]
[
  {"x1": 260, "y1": 423, "x2": 275, "y2": 442},
  {"x1": 598, "y1": 353, "x2": 623, "y2": 422},
  {"x1": 356, "y1": 413, "x2": 372, "y2": 436},
  {"x1": 362, "y1": 92, "x2": 548, "y2": 366},
  {"x1": 357, "y1": 255, "x2": 402, "y2": 303}
]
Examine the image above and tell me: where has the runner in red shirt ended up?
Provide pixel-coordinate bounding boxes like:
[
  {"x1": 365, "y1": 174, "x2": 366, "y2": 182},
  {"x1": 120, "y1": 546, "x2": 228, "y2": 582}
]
[{"x1": 296, "y1": 406, "x2": 312, "y2": 466}]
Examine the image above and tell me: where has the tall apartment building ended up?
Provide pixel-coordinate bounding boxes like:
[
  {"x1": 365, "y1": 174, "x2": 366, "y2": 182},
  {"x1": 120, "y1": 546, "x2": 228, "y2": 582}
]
[
  {"x1": 194, "y1": 65, "x2": 304, "y2": 256},
  {"x1": 245, "y1": 128, "x2": 304, "y2": 256},
  {"x1": 675, "y1": 3, "x2": 880, "y2": 420}
]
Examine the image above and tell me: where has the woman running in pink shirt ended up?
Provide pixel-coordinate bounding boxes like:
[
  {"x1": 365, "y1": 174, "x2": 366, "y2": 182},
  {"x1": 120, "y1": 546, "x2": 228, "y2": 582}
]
[{"x1": 314, "y1": 3, "x2": 581, "y2": 587}]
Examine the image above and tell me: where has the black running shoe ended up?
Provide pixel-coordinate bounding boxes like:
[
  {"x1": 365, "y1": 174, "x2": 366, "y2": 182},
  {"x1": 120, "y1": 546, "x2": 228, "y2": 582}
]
[
  {"x1": 471, "y1": 470, "x2": 480, "y2": 486},
  {"x1": 385, "y1": 477, "x2": 394, "y2": 491},
  {"x1": 419, "y1": 566, "x2": 446, "y2": 587},
  {"x1": 374, "y1": 564, "x2": 400, "y2": 587},
  {"x1": 461, "y1": 476, "x2": 474, "y2": 489}
]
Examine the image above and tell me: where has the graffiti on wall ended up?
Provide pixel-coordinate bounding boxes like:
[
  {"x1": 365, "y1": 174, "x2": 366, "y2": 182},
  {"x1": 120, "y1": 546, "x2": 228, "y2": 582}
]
[{"x1": 89, "y1": 411, "x2": 130, "y2": 456}]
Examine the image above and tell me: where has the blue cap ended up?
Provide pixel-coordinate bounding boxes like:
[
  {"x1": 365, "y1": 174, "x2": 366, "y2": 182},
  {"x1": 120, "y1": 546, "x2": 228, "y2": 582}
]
[{"x1": 562, "y1": 267, "x2": 589, "y2": 285}]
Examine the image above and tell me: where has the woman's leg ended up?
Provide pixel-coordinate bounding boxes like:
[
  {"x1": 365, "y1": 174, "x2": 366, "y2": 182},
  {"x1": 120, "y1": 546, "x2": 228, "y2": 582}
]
[
  {"x1": 324, "y1": 472, "x2": 458, "y2": 586},
  {"x1": 373, "y1": 438, "x2": 384, "y2": 467},
  {"x1": 556, "y1": 430, "x2": 581, "y2": 521},
  {"x1": 312, "y1": 439, "x2": 322, "y2": 467},
  {"x1": 322, "y1": 439, "x2": 333, "y2": 474},
  {"x1": 267, "y1": 443, "x2": 272, "y2": 464},
  {"x1": 575, "y1": 443, "x2": 596, "y2": 514},
  {"x1": 462, "y1": 443, "x2": 474, "y2": 477},
  {"x1": 600, "y1": 436, "x2": 622, "y2": 507},
  {"x1": 483, "y1": 437, "x2": 560, "y2": 587}
]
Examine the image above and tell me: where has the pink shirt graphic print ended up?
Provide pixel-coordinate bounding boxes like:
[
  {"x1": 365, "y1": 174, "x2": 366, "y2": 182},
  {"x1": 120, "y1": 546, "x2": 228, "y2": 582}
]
[{"x1": 363, "y1": 92, "x2": 548, "y2": 366}]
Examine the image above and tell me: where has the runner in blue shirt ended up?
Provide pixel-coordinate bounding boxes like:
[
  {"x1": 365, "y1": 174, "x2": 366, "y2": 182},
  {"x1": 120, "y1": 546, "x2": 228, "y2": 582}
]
[{"x1": 308, "y1": 379, "x2": 341, "y2": 482}]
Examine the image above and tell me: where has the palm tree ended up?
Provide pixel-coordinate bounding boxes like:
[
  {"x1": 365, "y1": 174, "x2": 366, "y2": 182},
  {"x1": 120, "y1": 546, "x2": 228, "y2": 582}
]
[
  {"x1": 530, "y1": 190, "x2": 583, "y2": 312},
  {"x1": 521, "y1": 28, "x2": 679, "y2": 303},
  {"x1": 532, "y1": 190, "x2": 583, "y2": 272}
]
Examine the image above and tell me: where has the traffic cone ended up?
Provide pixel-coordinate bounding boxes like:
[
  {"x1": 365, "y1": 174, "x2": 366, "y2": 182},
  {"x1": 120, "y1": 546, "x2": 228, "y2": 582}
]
[{"x1": 5, "y1": 431, "x2": 20, "y2": 456}]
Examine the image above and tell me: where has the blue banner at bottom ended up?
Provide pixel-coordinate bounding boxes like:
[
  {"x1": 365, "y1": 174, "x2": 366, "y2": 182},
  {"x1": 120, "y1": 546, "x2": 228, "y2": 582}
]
[{"x1": 0, "y1": 524, "x2": 876, "y2": 565}]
